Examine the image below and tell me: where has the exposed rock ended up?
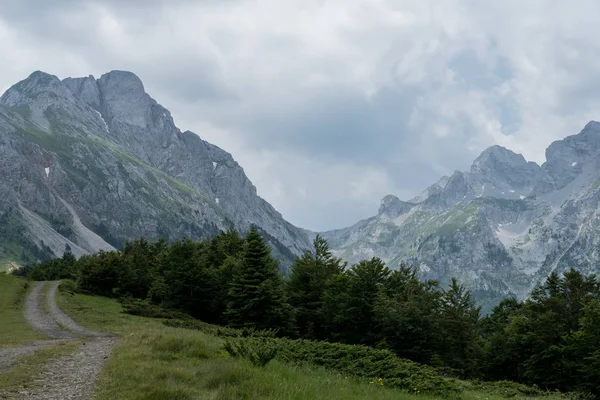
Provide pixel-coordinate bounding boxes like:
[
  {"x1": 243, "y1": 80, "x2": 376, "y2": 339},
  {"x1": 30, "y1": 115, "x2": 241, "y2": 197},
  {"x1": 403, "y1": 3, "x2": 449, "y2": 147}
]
[
  {"x1": 0, "y1": 70, "x2": 311, "y2": 269},
  {"x1": 323, "y1": 122, "x2": 600, "y2": 311}
]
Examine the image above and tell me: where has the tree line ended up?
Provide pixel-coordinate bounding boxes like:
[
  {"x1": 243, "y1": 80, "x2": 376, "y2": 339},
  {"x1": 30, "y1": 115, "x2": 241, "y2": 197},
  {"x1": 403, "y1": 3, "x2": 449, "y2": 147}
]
[{"x1": 15, "y1": 226, "x2": 600, "y2": 397}]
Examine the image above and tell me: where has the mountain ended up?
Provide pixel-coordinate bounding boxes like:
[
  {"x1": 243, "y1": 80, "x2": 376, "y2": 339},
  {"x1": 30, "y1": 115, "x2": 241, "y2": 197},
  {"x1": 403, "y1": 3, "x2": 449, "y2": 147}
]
[
  {"x1": 322, "y1": 122, "x2": 600, "y2": 311},
  {"x1": 0, "y1": 70, "x2": 311, "y2": 268}
]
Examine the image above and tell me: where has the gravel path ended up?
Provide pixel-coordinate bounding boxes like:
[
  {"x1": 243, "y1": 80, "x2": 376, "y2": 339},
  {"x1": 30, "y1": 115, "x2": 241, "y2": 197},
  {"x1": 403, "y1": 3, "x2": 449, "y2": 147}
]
[
  {"x1": 24, "y1": 337, "x2": 116, "y2": 400},
  {"x1": 1, "y1": 281, "x2": 116, "y2": 400},
  {"x1": 46, "y1": 282, "x2": 108, "y2": 338},
  {"x1": 0, "y1": 340, "x2": 64, "y2": 374},
  {"x1": 24, "y1": 282, "x2": 72, "y2": 339}
]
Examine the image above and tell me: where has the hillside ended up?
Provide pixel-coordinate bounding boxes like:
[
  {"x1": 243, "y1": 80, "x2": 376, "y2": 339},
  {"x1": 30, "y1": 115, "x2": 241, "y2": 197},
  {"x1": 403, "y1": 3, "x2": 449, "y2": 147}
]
[
  {"x1": 322, "y1": 122, "x2": 600, "y2": 309},
  {"x1": 0, "y1": 71, "x2": 311, "y2": 268},
  {"x1": 0, "y1": 273, "x2": 573, "y2": 399}
]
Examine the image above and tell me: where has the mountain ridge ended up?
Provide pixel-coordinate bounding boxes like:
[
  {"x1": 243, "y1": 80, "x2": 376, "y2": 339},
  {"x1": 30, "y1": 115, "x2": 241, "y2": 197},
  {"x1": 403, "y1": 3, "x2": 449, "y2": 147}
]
[
  {"x1": 0, "y1": 70, "x2": 311, "y2": 268},
  {"x1": 322, "y1": 121, "x2": 600, "y2": 310}
]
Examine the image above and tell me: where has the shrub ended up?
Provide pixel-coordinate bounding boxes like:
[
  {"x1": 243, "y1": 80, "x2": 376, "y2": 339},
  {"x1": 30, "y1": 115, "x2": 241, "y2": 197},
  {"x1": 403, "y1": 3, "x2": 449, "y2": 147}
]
[
  {"x1": 465, "y1": 380, "x2": 544, "y2": 398},
  {"x1": 13, "y1": 281, "x2": 29, "y2": 308},
  {"x1": 223, "y1": 338, "x2": 278, "y2": 368},
  {"x1": 165, "y1": 318, "x2": 460, "y2": 397},
  {"x1": 163, "y1": 319, "x2": 278, "y2": 338},
  {"x1": 120, "y1": 298, "x2": 192, "y2": 320},
  {"x1": 222, "y1": 337, "x2": 461, "y2": 397},
  {"x1": 58, "y1": 280, "x2": 78, "y2": 295}
]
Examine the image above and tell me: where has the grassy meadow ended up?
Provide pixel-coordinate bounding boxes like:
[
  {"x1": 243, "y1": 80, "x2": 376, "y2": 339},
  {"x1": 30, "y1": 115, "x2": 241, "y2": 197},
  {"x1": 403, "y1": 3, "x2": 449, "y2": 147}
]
[
  {"x1": 56, "y1": 285, "x2": 567, "y2": 400},
  {"x1": 0, "y1": 274, "x2": 45, "y2": 348}
]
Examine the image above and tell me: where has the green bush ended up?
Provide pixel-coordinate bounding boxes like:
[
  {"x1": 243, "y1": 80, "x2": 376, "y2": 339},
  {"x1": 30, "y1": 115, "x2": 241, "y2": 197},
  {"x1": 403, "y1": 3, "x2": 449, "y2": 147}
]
[
  {"x1": 562, "y1": 392, "x2": 596, "y2": 400},
  {"x1": 58, "y1": 280, "x2": 78, "y2": 295},
  {"x1": 163, "y1": 319, "x2": 278, "y2": 338},
  {"x1": 13, "y1": 281, "x2": 29, "y2": 307},
  {"x1": 165, "y1": 317, "x2": 459, "y2": 396},
  {"x1": 223, "y1": 338, "x2": 278, "y2": 367},
  {"x1": 120, "y1": 298, "x2": 192, "y2": 320},
  {"x1": 465, "y1": 380, "x2": 544, "y2": 397},
  {"x1": 222, "y1": 337, "x2": 461, "y2": 397}
]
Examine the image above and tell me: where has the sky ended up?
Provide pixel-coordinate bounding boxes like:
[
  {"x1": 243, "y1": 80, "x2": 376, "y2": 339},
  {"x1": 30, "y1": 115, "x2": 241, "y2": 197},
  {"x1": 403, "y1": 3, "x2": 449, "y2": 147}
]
[{"x1": 1, "y1": 0, "x2": 600, "y2": 231}]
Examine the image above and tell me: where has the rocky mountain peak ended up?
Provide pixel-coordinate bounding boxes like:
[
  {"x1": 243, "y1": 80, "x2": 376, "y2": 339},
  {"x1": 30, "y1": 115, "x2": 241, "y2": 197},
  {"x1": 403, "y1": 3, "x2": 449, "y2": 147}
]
[
  {"x1": 470, "y1": 145, "x2": 540, "y2": 193},
  {"x1": 0, "y1": 71, "x2": 74, "y2": 107},
  {"x1": 322, "y1": 120, "x2": 600, "y2": 312},
  {"x1": 0, "y1": 70, "x2": 313, "y2": 271},
  {"x1": 471, "y1": 145, "x2": 539, "y2": 176},
  {"x1": 63, "y1": 70, "x2": 154, "y2": 129},
  {"x1": 378, "y1": 195, "x2": 413, "y2": 218},
  {"x1": 537, "y1": 120, "x2": 600, "y2": 193},
  {"x1": 545, "y1": 120, "x2": 600, "y2": 163},
  {"x1": 62, "y1": 75, "x2": 101, "y2": 111}
]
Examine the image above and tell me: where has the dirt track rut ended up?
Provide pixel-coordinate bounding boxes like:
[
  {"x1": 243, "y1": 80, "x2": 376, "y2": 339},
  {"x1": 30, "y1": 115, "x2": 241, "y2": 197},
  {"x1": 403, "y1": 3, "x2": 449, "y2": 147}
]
[{"x1": 0, "y1": 281, "x2": 116, "y2": 400}]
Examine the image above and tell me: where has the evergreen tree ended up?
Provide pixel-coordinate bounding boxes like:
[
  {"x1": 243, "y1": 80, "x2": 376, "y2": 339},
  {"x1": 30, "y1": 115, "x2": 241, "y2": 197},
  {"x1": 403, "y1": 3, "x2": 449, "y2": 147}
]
[
  {"x1": 338, "y1": 257, "x2": 390, "y2": 345},
  {"x1": 438, "y1": 278, "x2": 481, "y2": 377},
  {"x1": 520, "y1": 269, "x2": 599, "y2": 390},
  {"x1": 118, "y1": 238, "x2": 154, "y2": 298},
  {"x1": 480, "y1": 298, "x2": 525, "y2": 381},
  {"x1": 563, "y1": 299, "x2": 600, "y2": 395},
  {"x1": 156, "y1": 239, "x2": 216, "y2": 320},
  {"x1": 77, "y1": 251, "x2": 121, "y2": 296},
  {"x1": 225, "y1": 225, "x2": 293, "y2": 333},
  {"x1": 287, "y1": 235, "x2": 345, "y2": 338},
  {"x1": 375, "y1": 265, "x2": 442, "y2": 363}
]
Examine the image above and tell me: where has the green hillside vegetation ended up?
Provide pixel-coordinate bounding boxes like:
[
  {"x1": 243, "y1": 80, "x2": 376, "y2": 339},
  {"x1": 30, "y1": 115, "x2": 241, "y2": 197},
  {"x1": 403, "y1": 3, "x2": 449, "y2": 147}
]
[
  {"x1": 56, "y1": 286, "x2": 567, "y2": 400},
  {"x1": 19, "y1": 227, "x2": 600, "y2": 398},
  {"x1": 0, "y1": 274, "x2": 45, "y2": 347}
]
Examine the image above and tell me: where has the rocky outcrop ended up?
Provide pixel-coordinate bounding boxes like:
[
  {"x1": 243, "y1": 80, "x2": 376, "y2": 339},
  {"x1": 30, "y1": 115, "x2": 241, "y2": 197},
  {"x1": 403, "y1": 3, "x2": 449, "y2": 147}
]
[
  {"x1": 323, "y1": 122, "x2": 600, "y2": 311},
  {"x1": 0, "y1": 71, "x2": 311, "y2": 268}
]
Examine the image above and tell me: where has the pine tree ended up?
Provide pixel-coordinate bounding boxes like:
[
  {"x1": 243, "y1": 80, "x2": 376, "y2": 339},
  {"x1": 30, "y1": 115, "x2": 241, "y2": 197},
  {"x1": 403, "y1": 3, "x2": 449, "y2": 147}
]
[
  {"x1": 339, "y1": 257, "x2": 391, "y2": 345},
  {"x1": 439, "y1": 278, "x2": 481, "y2": 377},
  {"x1": 287, "y1": 235, "x2": 345, "y2": 338},
  {"x1": 225, "y1": 225, "x2": 293, "y2": 333},
  {"x1": 374, "y1": 264, "x2": 442, "y2": 363}
]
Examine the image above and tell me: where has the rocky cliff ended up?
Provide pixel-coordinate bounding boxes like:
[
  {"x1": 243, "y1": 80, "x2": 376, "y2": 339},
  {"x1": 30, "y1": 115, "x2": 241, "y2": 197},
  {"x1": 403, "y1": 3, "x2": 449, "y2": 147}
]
[
  {"x1": 322, "y1": 122, "x2": 600, "y2": 310},
  {"x1": 0, "y1": 71, "x2": 311, "y2": 269}
]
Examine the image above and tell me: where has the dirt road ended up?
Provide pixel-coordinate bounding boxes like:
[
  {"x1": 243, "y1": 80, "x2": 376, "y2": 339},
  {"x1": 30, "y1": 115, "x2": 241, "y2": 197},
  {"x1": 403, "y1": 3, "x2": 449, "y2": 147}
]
[{"x1": 0, "y1": 281, "x2": 116, "y2": 399}]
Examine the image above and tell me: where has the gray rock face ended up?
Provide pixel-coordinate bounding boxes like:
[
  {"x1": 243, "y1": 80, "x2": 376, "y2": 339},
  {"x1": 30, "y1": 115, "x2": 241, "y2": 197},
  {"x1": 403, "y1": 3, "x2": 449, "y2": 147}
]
[
  {"x1": 378, "y1": 195, "x2": 415, "y2": 219},
  {"x1": 323, "y1": 122, "x2": 600, "y2": 311},
  {"x1": 0, "y1": 71, "x2": 311, "y2": 268},
  {"x1": 470, "y1": 145, "x2": 540, "y2": 192}
]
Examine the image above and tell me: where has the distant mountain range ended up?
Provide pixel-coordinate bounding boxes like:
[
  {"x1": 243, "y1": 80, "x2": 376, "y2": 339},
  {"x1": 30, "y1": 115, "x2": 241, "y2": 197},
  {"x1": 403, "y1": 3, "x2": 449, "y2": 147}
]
[
  {"x1": 2, "y1": 70, "x2": 599, "y2": 311},
  {"x1": 0, "y1": 71, "x2": 311, "y2": 269},
  {"x1": 321, "y1": 122, "x2": 600, "y2": 310}
]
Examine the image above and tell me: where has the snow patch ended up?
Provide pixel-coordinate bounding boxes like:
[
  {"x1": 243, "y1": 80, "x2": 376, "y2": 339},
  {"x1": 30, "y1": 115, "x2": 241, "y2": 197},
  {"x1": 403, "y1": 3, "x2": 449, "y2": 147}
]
[
  {"x1": 520, "y1": 195, "x2": 526, "y2": 200},
  {"x1": 44, "y1": 167, "x2": 49, "y2": 177},
  {"x1": 509, "y1": 190, "x2": 515, "y2": 193},
  {"x1": 571, "y1": 162, "x2": 578, "y2": 167},
  {"x1": 212, "y1": 162, "x2": 217, "y2": 169},
  {"x1": 216, "y1": 198, "x2": 220, "y2": 205},
  {"x1": 163, "y1": 113, "x2": 167, "y2": 117}
]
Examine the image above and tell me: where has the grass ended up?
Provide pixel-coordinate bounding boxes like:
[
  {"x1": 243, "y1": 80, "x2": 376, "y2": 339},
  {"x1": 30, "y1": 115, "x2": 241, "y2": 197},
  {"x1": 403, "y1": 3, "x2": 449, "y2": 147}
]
[
  {"x1": 0, "y1": 340, "x2": 81, "y2": 397},
  {"x1": 56, "y1": 288, "x2": 568, "y2": 400},
  {"x1": 58, "y1": 291, "x2": 429, "y2": 399},
  {"x1": 0, "y1": 274, "x2": 46, "y2": 348}
]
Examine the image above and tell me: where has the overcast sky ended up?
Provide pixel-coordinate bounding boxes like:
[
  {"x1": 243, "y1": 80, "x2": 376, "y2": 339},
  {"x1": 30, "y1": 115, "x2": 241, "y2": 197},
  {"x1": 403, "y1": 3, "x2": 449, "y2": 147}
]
[{"x1": 1, "y1": 1, "x2": 599, "y2": 231}]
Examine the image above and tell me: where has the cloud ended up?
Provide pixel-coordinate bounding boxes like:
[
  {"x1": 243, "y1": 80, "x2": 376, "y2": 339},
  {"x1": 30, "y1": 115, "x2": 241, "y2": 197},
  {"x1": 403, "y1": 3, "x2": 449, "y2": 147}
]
[{"x1": 1, "y1": 0, "x2": 600, "y2": 230}]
